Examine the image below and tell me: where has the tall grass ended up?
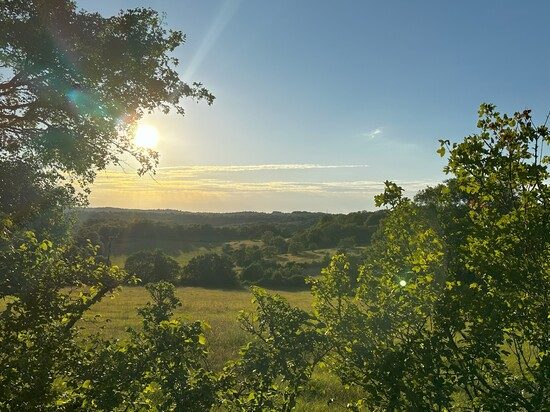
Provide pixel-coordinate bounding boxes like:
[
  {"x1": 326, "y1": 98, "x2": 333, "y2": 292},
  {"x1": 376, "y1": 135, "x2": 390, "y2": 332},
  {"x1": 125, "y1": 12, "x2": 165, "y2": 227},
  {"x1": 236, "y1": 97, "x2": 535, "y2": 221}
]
[{"x1": 82, "y1": 286, "x2": 357, "y2": 411}]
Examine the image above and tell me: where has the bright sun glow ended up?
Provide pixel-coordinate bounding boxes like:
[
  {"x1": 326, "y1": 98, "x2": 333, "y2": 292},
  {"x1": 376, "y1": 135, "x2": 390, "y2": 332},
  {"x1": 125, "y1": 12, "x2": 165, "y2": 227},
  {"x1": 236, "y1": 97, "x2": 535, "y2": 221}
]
[{"x1": 134, "y1": 124, "x2": 159, "y2": 149}]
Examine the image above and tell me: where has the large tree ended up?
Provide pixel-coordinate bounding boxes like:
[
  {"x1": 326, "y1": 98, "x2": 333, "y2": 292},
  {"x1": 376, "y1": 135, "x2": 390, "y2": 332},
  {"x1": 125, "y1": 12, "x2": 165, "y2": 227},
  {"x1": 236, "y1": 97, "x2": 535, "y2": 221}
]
[
  {"x1": 0, "y1": 0, "x2": 213, "y2": 230},
  {"x1": 0, "y1": 2, "x2": 219, "y2": 408},
  {"x1": 311, "y1": 104, "x2": 550, "y2": 410}
]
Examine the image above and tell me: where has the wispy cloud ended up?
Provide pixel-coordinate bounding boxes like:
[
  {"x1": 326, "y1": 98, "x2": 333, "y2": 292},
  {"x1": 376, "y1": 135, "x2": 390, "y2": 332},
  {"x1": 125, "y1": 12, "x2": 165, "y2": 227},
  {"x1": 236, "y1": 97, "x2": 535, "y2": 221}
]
[
  {"x1": 93, "y1": 166, "x2": 435, "y2": 195},
  {"x1": 90, "y1": 163, "x2": 438, "y2": 211},
  {"x1": 363, "y1": 128, "x2": 382, "y2": 140},
  {"x1": 157, "y1": 163, "x2": 369, "y2": 175}
]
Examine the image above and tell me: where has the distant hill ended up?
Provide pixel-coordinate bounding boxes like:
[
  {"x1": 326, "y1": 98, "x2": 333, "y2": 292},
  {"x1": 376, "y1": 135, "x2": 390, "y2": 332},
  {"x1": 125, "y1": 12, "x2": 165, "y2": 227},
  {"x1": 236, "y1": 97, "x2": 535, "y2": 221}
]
[{"x1": 76, "y1": 208, "x2": 328, "y2": 228}]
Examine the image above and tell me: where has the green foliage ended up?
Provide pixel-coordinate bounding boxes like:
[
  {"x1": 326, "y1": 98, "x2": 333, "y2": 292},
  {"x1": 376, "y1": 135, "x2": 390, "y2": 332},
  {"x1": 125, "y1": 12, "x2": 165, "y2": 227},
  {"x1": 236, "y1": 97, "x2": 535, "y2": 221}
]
[
  {"x1": 231, "y1": 244, "x2": 313, "y2": 290},
  {"x1": 124, "y1": 249, "x2": 180, "y2": 284},
  {"x1": 257, "y1": 263, "x2": 309, "y2": 290},
  {"x1": 221, "y1": 288, "x2": 330, "y2": 411},
  {"x1": 182, "y1": 252, "x2": 239, "y2": 288},
  {"x1": 287, "y1": 211, "x2": 384, "y2": 251},
  {"x1": 287, "y1": 238, "x2": 306, "y2": 254},
  {"x1": 0, "y1": 234, "x2": 218, "y2": 410},
  {"x1": 230, "y1": 243, "x2": 265, "y2": 267},
  {"x1": 373, "y1": 180, "x2": 406, "y2": 208},
  {"x1": 71, "y1": 282, "x2": 217, "y2": 411},
  {"x1": 0, "y1": 231, "x2": 125, "y2": 410},
  {"x1": 0, "y1": 0, "x2": 213, "y2": 228},
  {"x1": 241, "y1": 261, "x2": 265, "y2": 283},
  {"x1": 2, "y1": 13, "x2": 549, "y2": 408},
  {"x1": 262, "y1": 231, "x2": 288, "y2": 254},
  {"x1": 0, "y1": 2, "x2": 220, "y2": 410},
  {"x1": 311, "y1": 104, "x2": 550, "y2": 410}
]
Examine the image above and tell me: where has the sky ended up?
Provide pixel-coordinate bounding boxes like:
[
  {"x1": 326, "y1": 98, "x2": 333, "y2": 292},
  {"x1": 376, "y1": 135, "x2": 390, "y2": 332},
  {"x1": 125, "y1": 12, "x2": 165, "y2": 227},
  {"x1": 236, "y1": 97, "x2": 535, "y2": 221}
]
[{"x1": 79, "y1": 0, "x2": 550, "y2": 212}]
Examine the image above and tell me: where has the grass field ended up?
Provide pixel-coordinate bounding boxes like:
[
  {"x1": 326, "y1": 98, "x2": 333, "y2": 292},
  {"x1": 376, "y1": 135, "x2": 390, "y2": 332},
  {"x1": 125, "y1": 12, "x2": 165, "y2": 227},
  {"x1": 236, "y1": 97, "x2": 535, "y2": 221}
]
[{"x1": 82, "y1": 286, "x2": 358, "y2": 411}]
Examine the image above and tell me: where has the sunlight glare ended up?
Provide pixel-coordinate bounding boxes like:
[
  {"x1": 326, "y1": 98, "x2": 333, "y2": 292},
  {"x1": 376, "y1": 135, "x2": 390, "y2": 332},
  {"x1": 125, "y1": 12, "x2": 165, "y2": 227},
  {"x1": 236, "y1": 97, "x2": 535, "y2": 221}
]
[{"x1": 134, "y1": 124, "x2": 159, "y2": 149}]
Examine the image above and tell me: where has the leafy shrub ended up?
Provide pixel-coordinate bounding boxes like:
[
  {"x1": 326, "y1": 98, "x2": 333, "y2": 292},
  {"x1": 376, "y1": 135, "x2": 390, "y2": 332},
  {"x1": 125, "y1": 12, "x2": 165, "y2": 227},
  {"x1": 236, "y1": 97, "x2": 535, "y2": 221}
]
[
  {"x1": 221, "y1": 288, "x2": 329, "y2": 411},
  {"x1": 256, "y1": 263, "x2": 308, "y2": 289},
  {"x1": 182, "y1": 253, "x2": 239, "y2": 288},
  {"x1": 124, "y1": 249, "x2": 180, "y2": 284},
  {"x1": 287, "y1": 239, "x2": 305, "y2": 254},
  {"x1": 241, "y1": 261, "x2": 265, "y2": 283},
  {"x1": 74, "y1": 282, "x2": 217, "y2": 411},
  {"x1": 261, "y1": 231, "x2": 288, "y2": 254},
  {"x1": 310, "y1": 105, "x2": 550, "y2": 410}
]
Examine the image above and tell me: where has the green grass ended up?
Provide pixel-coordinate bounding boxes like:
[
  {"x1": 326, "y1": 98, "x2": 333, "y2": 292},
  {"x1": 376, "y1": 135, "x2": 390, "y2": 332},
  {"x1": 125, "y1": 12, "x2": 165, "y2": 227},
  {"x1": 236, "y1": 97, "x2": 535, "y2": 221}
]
[
  {"x1": 81, "y1": 286, "x2": 354, "y2": 411},
  {"x1": 82, "y1": 286, "x2": 311, "y2": 367}
]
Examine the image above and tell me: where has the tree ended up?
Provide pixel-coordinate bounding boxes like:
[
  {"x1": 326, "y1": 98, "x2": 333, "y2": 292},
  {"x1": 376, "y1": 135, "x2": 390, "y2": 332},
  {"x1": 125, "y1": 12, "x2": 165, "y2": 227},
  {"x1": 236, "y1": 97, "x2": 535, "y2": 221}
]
[
  {"x1": 72, "y1": 282, "x2": 217, "y2": 411},
  {"x1": 287, "y1": 238, "x2": 305, "y2": 254},
  {"x1": 0, "y1": 0, "x2": 214, "y2": 229},
  {"x1": 221, "y1": 288, "x2": 329, "y2": 411},
  {"x1": 310, "y1": 104, "x2": 550, "y2": 410},
  {"x1": 182, "y1": 253, "x2": 239, "y2": 288},
  {"x1": 336, "y1": 236, "x2": 356, "y2": 250},
  {"x1": 261, "y1": 231, "x2": 288, "y2": 254},
  {"x1": 0, "y1": 267, "x2": 218, "y2": 409},
  {"x1": 124, "y1": 249, "x2": 180, "y2": 284},
  {"x1": 0, "y1": 2, "x2": 217, "y2": 409},
  {"x1": 0, "y1": 231, "x2": 126, "y2": 409}
]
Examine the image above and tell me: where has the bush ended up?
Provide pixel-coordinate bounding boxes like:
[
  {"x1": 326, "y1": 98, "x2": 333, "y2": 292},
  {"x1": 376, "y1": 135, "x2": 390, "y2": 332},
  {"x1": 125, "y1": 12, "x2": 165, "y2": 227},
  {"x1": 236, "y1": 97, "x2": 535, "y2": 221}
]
[
  {"x1": 261, "y1": 231, "x2": 288, "y2": 254},
  {"x1": 287, "y1": 239, "x2": 305, "y2": 254},
  {"x1": 124, "y1": 249, "x2": 180, "y2": 284},
  {"x1": 256, "y1": 263, "x2": 308, "y2": 289},
  {"x1": 241, "y1": 262, "x2": 265, "y2": 283},
  {"x1": 337, "y1": 236, "x2": 356, "y2": 250},
  {"x1": 182, "y1": 253, "x2": 239, "y2": 288}
]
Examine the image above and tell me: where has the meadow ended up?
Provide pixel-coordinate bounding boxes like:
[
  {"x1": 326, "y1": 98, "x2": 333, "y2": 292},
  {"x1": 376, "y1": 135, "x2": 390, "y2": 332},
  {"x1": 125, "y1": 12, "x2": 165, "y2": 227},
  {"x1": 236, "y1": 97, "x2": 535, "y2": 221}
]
[{"x1": 82, "y1": 286, "x2": 359, "y2": 411}]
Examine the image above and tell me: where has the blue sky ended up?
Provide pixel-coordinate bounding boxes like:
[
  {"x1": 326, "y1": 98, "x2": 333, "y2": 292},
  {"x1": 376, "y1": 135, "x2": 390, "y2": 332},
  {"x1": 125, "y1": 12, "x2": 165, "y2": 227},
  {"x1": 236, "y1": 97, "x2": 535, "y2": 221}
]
[{"x1": 81, "y1": 0, "x2": 550, "y2": 212}]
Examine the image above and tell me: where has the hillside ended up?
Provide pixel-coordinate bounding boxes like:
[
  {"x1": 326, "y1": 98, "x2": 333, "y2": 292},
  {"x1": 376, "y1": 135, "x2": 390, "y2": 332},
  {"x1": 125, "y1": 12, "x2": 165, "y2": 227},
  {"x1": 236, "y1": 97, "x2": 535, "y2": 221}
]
[{"x1": 76, "y1": 207, "x2": 327, "y2": 228}]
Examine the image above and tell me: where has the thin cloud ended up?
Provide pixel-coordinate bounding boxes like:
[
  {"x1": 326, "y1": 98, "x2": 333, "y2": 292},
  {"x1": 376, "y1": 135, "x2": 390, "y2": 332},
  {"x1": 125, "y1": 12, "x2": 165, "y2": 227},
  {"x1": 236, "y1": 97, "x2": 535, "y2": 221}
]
[
  {"x1": 90, "y1": 164, "x2": 438, "y2": 210},
  {"x1": 363, "y1": 128, "x2": 382, "y2": 140},
  {"x1": 158, "y1": 163, "x2": 370, "y2": 174},
  {"x1": 92, "y1": 169, "x2": 436, "y2": 195}
]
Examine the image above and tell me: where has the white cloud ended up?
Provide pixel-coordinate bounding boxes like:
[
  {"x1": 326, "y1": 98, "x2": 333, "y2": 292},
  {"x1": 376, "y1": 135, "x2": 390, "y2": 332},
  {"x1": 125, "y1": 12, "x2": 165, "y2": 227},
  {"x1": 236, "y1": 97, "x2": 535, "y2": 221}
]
[
  {"x1": 364, "y1": 128, "x2": 382, "y2": 140},
  {"x1": 92, "y1": 169, "x2": 436, "y2": 195},
  {"x1": 90, "y1": 163, "x2": 439, "y2": 211},
  {"x1": 158, "y1": 163, "x2": 369, "y2": 174}
]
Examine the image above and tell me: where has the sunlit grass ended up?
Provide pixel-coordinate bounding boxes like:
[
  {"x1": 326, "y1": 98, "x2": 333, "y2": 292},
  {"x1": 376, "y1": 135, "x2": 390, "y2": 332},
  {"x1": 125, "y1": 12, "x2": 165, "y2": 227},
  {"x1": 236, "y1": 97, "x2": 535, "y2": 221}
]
[
  {"x1": 82, "y1": 286, "x2": 312, "y2": 366},
  {"x1": 81, "y1": 286, "x2": 354, "y2": 411}
]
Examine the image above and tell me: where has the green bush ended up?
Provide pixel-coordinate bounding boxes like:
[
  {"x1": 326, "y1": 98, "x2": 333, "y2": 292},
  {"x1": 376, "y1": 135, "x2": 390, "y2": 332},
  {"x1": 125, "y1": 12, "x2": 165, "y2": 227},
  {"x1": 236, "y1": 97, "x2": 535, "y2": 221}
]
[
  {"x1": 124, "y1": 249, "x2": 180, "y2": 285},
  {"x1": 241, "y1": 262, "x2": 265, "y2": 283},
  {"x1": 182, "y1": 253, "x2": 239, "y2": 288}
]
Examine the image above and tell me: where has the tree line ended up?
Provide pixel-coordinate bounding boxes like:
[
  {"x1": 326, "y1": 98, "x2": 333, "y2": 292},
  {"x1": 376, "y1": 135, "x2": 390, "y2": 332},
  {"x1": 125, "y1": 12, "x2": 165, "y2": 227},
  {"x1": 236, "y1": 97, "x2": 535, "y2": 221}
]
[{"x1": 75, "y1": 209, "x2": 385, "y2": 258}]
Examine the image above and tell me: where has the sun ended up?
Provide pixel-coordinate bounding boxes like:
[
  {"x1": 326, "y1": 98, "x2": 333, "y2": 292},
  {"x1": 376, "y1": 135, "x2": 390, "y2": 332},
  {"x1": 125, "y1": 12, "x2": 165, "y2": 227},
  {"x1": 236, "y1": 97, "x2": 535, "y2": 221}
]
[{"x1": 134, "y1": 124, "x2": 159, "y2": 149}]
